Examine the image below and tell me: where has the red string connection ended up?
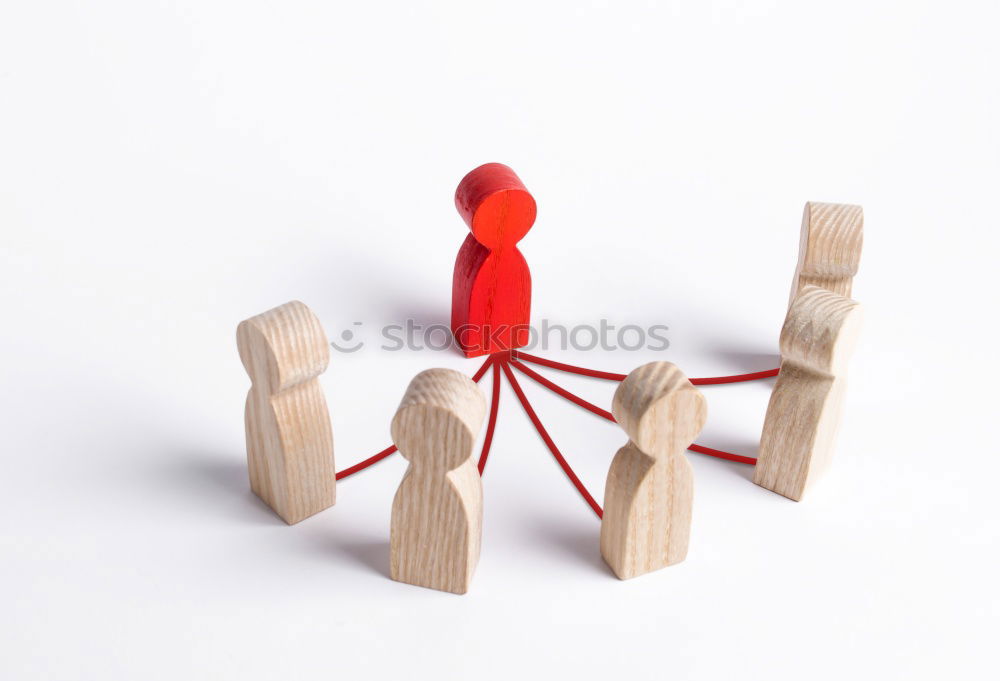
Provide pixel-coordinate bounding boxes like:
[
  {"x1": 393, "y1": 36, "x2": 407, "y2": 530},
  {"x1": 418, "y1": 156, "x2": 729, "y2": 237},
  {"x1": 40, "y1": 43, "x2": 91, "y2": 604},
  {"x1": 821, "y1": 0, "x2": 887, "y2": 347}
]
[
  {"x1": 512, "y1": 350, "x2": 779, "y2": 385},
  {"x1": 508, "y1": 358, "x2": 757, "y2": 465},
  {"x1": 512, "y1": 350, "x2": 628, "y2": 381},
  {"x1": 508, "y1": 358, "x2": 615, "y2": 421},
  {"x1": 477, "y1": 360, "x2": 502, "y2": 474},
  {"x1": 336, "y1": 350, "x2": 763, "y2": 490},
  {"x1": 470, "y1": 354, "x2": 494, "y2": 382},
  {"x1": 500, "y1": 358, "x2": 604, "y2": 519},
  {"x1": 691, "y1": 368, "x2": 780, "y2": 385},
  {"x1": 687, "y1": 443, "x2": 757, "y2": 466},
  {"x1": 335, "y1": 444, "x2": 398, "y2": 481}
]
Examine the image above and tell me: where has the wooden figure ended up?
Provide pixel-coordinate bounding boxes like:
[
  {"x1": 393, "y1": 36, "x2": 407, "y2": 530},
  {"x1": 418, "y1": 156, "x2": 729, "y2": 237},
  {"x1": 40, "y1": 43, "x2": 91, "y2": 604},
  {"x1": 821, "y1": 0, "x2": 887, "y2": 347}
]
[
  {"x1": 755, "y1": 286, "x2": 863, "y2": 501},
  {"x1": 390, "y1": 368, "x2": 487, "y2": 594},
  {"x1": 601, "y1": 362, "x2": 707, "y2": 580},
  {"x1": 789, "y1": 201, "x2": 864, "y2": 306},
  {"x1": 237, "y1": 300, "x2": 335, "y2": 524},
  {"x1": 451, "y1": 163, "x2": 535, "y2": 358}
]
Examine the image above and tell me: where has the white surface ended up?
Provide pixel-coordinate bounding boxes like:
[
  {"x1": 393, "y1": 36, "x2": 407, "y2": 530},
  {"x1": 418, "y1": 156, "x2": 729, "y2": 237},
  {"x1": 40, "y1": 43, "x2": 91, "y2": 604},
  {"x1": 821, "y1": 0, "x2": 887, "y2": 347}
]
[{"x1": 2, "y1": 1, "x2": 997, "y2": 679}]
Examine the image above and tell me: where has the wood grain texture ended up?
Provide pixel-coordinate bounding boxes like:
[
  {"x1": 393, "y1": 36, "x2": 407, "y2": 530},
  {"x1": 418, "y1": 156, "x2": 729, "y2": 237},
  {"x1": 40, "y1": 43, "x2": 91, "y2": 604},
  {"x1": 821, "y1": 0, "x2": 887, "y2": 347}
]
[
  {"x1": 790, "y1": 202, "x2": 864, "y2": 306},
  {"x1": 755, "y1": 286, "x2": 863, "y2": 501},
  {"x1": 237, "y1": 300, "x2": 335, "y2": 524},
  {"x1": 390, "y1": 368, "x2": 487, "y2": 594},
  {"x1": 601, "y1": 362, "x2": 707, "y2": 580},
  {"x1": 451, "y1": 163, "x2": 534, "y2": 357}
]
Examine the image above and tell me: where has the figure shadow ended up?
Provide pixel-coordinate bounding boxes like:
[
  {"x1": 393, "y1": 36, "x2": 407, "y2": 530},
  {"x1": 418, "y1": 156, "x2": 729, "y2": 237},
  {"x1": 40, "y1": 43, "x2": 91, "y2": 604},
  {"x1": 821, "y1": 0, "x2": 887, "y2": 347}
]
[
  {"x1": 311, "y1": 252, "x2": 449, "y2": 329},
  {"x1": 692, "y1": 433, "x2": 760, "y2": 482},
  {"x1": 708, "y1": 348, "x2": 781, "y2": 374},
  {"x1": 187, "y1": 452, "x2": 399, "y2": 580},
  {"x1": 529, "y1": 517, "x2": 612, "y2": 576},
  {"x1": 710, "y1": 453, "x2": 758, "y2": 482},
  {"x1": 328, "y1": 537, "x2": 392, "y2": 578},
  {"x1": 387, "y1": 298, "x2": 466, "y2": 358},
  {"x1": 159, "y1": 450, "x2": 289, "y2": 526},
  {"x1": 387, "y1": 298, "x2": 448, "y2": 331},
  {"x1": 198, "y1": 456, "x2": 250, "y2": 494}
]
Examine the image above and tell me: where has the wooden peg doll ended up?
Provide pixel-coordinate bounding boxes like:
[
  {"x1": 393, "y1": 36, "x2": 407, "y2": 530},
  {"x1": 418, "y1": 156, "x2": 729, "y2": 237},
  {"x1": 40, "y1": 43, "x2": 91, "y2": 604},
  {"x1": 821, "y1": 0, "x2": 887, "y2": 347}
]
[
  {"x1": 390, "y1": 368, "x2": 487, "y2": 594},
  {"x1": 755, "y1": 286, "x2": 863, "y2": 501},
  {"x1": 451, "y1": 163, "x2": 536, "y2": 357},
  {"x1": 789, "y1": 202, "x2": 864, "y2": 306},
  {"x1": 237, "y1": 300, "x2": 336, "y2": 524},
  {"x1": 601, "y1": 362, "x2": 707, "y2": 580}
]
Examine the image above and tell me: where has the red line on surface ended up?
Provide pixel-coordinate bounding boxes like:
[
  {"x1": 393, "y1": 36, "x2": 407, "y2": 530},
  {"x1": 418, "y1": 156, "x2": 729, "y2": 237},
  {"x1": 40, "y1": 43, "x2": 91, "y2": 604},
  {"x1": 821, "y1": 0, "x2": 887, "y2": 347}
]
[
  {"x1": 687, "y1": 443, "x2": 757, "y2": 465},
  {"x1": 335, "y1": 444, "x2": 398, "y2": 480},
  {"x1": 691, "y1": 368, "x2": 779, "y2": 385},
  {"x1": 512, "y1": 350, "x2": 627, "y2": 381},
  {"x1": 478, "y1": 361, "x2": 502, "y2": 474},
  {"x1": 510, "y1": 357, "x2": 757, "y2": 466},
  {"x1": 335, "y1": 354, "x2": 496, "y2": 481},
  {"x1": 334, "y1": 351, "x2": 761, "y2": 483},
  {"x1": 509, "y1": 359, "x2": 615, "y2": 421},
  {"x1": 471, "y1": 354, "x2": 495, "y2": 383},
  {"x1": 499, "y1": 359, "x2": 604, "y2": 519},
  {"x1": 512, "y1": 350, "x2": 778, "y2": 385}
]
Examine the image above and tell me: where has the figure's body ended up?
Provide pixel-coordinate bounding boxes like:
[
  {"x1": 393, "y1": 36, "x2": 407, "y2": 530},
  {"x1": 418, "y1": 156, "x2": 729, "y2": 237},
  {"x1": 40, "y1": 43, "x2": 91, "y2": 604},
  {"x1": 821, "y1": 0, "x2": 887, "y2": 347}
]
[
  {"x1": 789, "y1": 202, "x2": 863, "y2": 306},
  {"x1": 237, "y1": 300, "x2": 336, "y2": 524},
  {"x1": 451, "y1": 163, "x2": 535, "y2": 357},
  {"x1": 755, "y1": 286, "x2": 863, "y2": 501},
  {"x1": 390, "y1": 368, "x2": 486, "y2": 594},
  {"x1": 600, "y1": 362, "x2": 707, "y2": 580}
]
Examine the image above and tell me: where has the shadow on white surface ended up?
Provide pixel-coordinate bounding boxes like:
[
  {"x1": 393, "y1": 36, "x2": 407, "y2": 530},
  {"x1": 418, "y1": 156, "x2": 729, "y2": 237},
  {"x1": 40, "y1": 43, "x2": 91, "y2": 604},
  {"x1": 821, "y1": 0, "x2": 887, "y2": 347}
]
[
  {"x1": 705, "y1": 348, "x2": 781, "y2": 374},
  {"x1": 159, "y1": 451, "x2": 289, "y2": 526},
  {"x1": 178, "y1": 450, "x2": 396, "y2": 578},
  {"x1": 527, "y1": 516, "x2": 611, "y2": 576},
  {"x1": 330, "y1": 538, "x2": 392, "y2": 578},
  {"x1": 695, "y1": 454, "x2": 758, "y2": 483}
]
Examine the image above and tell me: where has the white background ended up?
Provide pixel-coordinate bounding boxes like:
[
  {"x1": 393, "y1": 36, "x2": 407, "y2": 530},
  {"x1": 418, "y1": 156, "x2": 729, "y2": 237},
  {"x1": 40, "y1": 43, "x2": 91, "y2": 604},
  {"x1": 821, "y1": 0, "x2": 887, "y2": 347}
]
[{"x1": 2, "y1": 1, "x2": 997, "y2": 679}]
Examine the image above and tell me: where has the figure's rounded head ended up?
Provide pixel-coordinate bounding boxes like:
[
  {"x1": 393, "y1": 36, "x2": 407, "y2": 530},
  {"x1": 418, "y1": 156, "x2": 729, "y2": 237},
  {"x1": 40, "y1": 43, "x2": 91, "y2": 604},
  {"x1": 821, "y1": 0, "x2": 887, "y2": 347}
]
[
  {"x1": 237, "y1": 300, "x2": 330, "y2": 393},
  {"x1": 455, "y1": 163, "x2": 536, "y2": 249},
  {"x1": 781, "y1": 286, "x2": 863, "y2": 374},
  {"x1": 391, "y1": 368, "x2": 487, "y2": 470},
  {"x1": 612, "y1": 362, "x2": 707, "y2": 455}
]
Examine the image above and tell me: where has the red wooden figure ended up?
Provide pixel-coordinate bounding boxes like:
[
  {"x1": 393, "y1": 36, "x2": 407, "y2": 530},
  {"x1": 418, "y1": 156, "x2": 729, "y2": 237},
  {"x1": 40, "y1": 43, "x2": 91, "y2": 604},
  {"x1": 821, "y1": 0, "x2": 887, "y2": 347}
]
[{"x1": 451, "y1": 163, "x2": 536, "y2": 358}]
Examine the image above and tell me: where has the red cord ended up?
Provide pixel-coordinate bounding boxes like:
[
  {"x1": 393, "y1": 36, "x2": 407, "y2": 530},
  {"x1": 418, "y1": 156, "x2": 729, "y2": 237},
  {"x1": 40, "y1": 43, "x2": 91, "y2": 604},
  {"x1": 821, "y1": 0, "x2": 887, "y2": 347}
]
[
  {"x1": 334, "y1": 350, "x2": 762, "y2": 484},
  {"x1": 513, "y1": 350, "x2": 628, "y2": 381},
  {"x1": 691, "y1": 368, "x2": 779, "y2": 385},
  {"x1": 477, "y1": 361, "x2": 502, "y2": 474},
  {"x1": 512, "y1": 350, "x2": 779, "y2": 385},
  {"x1": 510, "y1": 357, "x2": 758, "y2": 466},
  {"x1": 499, "y1": 359, "x2": 604, "y2": 519},
  {"x1": 336, "y1": 444, "x2": 398, "y2": 480},
  {"x1": 335, "y1": 354, "x2": 494, "y2": 481},
  {"x1": 509, "y1": 359, "x2": 615, "y2": 421},
  {"x1": 687, "y1": 443, "x2": 757, "y2": 465},
  {"x1": 471, "y1": 354, "x2": 495, "y2": 382}
]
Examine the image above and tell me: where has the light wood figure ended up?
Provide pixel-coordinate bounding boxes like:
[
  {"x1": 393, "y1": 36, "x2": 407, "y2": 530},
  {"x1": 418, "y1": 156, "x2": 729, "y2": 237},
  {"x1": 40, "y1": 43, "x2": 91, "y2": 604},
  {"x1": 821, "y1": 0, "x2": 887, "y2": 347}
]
[
  {"x1": 390, "y1": 369, "x2": 486, "y2": 594},
  {"x1": 601, "y1": 362, "x2": 707, "y2": 580},
  {"x1": 755, "y1": 286, "x2": 862, "y2": 501},
  {"x1": 237, "y1": 301, "x2": 335, "y2": 524},
  {"x1": 789, "y1": 202, "x2": 863, "y2": 307}
]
